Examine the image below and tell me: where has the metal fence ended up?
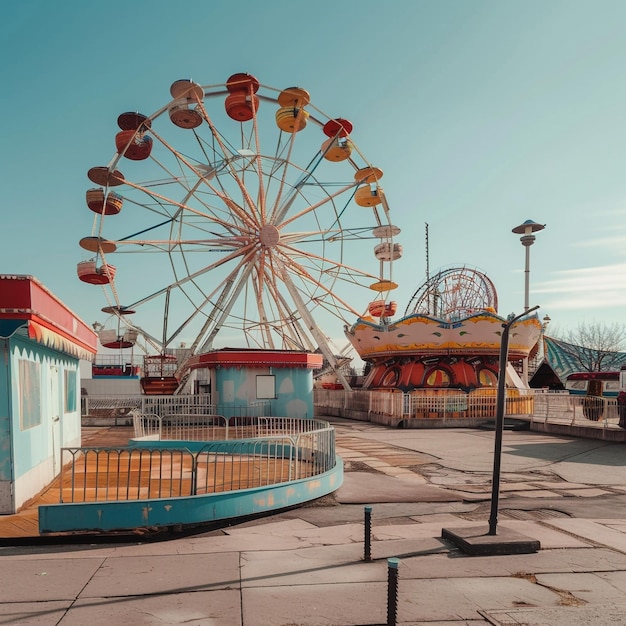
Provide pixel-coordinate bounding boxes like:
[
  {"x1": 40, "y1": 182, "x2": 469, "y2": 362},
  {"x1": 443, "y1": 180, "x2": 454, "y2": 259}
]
[
  {"x1": 82, "y1": 394, "x2": 271, "y2": 419},
  {"x1": 531, "y1": 392, "x2": 621, "y2": 427},
  {"x1": 132, "y1": 413, "x2": 332, "y2": 442},
  {"x1": 314, "y1": 387, "x2": 623, "y2": 429},
  {"x1": 314, "y1": 388, "x2": 533, "y2": 420},
  {"x1": 59, "y1": 418, "x2": 336, "y2": 503}
]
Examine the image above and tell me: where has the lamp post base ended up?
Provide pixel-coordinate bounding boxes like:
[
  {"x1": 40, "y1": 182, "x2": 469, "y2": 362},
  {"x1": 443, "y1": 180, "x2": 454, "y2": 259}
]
[{"x1": 442, "y1": 525, "x2": 540, "y2": 556}]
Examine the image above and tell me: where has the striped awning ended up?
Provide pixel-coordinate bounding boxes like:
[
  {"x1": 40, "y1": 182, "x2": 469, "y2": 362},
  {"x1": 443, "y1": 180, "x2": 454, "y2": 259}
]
[{"x1": 27, "y1": 320, "x2": 96, "y2": 361}]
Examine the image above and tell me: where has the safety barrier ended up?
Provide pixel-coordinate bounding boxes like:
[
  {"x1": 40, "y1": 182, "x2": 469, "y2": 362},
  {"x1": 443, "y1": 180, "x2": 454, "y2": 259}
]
[
  {"x1": 314, "y1": 387, "x2": 623, "y2": 430},
  {"x1": 314, "y1": 388, "x2": 534, "y2": 421},
  {"x1": 82, "y1": 394, "x2": 270, "y2": 419},
  {"x1": 58, "y1": 418, "x2": 336, "y2": 503},
  {"x1": 132, "y1": 413, "x2": 331, "y2": 441},
  {"x1": 531, "y1": 393, "x2": 621, "y2": 427}
]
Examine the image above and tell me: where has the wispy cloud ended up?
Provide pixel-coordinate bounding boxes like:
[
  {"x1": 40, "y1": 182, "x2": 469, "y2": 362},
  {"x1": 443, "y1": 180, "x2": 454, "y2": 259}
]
[
  {"x1": 534, "y1": 263, "x2": 626, "y2": 310},
  {"x1": 574, "y1": 234, "x2": 626, "y2": 249}
]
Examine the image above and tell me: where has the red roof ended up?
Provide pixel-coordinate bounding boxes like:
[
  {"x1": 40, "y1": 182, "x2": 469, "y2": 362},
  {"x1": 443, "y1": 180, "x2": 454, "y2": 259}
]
[
  {"x1": 186, "y1": 348, "x2": 323, "y2": 370},
  {"x1": 0, "y1": 275, "x2": 97, "y2": 359},
  {"x1": 566, "y1": 371, "x2": 619, "y2": 381}
]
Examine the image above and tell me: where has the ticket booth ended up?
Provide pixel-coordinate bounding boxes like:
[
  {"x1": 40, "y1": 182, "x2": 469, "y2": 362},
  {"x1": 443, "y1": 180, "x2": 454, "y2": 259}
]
[{"x1": 185, "y1": 348, "x2": 323, "y2": 418}]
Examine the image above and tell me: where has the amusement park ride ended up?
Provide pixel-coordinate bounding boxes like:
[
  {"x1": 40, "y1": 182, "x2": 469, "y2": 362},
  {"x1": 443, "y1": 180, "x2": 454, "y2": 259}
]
[
  {"x1": 348, "y1": 266, "x2": 542, "y2": 391},
  {"x1": 78, "y1": 72, "x2": 541, "y2": 394}
]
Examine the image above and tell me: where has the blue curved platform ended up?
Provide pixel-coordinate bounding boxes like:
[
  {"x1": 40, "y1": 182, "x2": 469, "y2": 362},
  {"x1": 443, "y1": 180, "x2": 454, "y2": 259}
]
[{"x1": 38, "y1": 457, "x2": 343, "y2": 534}]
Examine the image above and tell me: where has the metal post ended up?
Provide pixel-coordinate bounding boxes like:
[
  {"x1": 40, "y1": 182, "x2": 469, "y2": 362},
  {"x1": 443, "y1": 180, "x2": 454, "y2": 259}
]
[
  {"x1": 387, "y1": 558, "x2": 400, "y2": 626},
  {"x1": 523, "y1": 243, "x2": 531, "y2": 311},
  {"x1": 364, "y1": 505, "x2": 372, "y2": 561},
  {"x1": 488, "y1": 306, "x2": 539, "y2": 536},
  {"x1": 512, "y1": 220, "x2": 545, "y2": 387},
  {"x1": 521, "y1": 243, "x2": 531, "y2": 386}
]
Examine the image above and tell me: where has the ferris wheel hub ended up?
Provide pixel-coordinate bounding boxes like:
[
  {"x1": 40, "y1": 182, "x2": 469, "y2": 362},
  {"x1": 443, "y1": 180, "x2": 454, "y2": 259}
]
[{"x1": 259, "y1": 224, "x2": 280, "y2": 247}]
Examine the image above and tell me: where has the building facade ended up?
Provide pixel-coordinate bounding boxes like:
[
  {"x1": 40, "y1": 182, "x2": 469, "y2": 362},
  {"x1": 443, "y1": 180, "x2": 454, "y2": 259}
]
[{"x1": 0, "y1": 275, "x2": 97, "y2": 513}]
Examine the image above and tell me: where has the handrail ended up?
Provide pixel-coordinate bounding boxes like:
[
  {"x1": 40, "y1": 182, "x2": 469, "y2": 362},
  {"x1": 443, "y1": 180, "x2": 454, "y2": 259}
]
[
  {"x1": 313, "y1": 387, "x2": 624, "y2": 430},
  {"x1": 59, "y1": 419, "x2": 336, "y2": 503}
]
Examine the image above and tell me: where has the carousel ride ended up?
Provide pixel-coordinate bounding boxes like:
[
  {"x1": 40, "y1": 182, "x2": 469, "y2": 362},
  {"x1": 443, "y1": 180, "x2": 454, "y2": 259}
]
[
  {"x1": 346, "y1": 266, "x2": 543, "y2": 391},
  {"x1": 78, "y1": 73, "x2": 402, "y2": 393}
]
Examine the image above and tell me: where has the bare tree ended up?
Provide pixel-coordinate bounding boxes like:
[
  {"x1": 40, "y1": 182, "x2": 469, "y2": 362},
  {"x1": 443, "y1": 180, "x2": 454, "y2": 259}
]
[{"x1": 558, "y1": 322, "x2": 626, "y2": 371}]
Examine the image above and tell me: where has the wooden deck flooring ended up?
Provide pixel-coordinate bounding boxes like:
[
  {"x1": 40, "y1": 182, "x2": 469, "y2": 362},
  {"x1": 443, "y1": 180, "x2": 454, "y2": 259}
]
[
  {"x1": 0, "y1": 428, "x2": 135, "y2": 539},
  {"x1": 0, "y1": 426, "x2": 310, "y2": 539}
]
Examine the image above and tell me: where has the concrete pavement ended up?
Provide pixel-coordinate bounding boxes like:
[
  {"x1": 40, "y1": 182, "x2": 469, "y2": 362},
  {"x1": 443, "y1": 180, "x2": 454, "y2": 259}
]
[{"x1": 1, "y1": 416, "x2": 626, "y2": 625}]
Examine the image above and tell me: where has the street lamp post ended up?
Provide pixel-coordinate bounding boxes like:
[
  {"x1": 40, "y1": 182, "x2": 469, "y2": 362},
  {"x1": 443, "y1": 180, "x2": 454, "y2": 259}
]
[
  {"x1": 511, "y1": 220, "x2": 545, "y2": 386},
  {"x1": 489, "y1": 307, "x2": 540, "y2": 535}
]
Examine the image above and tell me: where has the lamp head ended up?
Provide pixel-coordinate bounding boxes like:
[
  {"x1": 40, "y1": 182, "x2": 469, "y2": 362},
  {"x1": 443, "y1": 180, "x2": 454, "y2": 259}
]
[{"x1": 512, "y1": 219, "x2": 546, "y2": 235}]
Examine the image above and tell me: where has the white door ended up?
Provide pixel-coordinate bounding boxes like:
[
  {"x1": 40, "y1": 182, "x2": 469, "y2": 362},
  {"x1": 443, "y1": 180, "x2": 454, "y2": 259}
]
[{"x1": 50, "y1": 366, "x2": 61, "y2": 475}]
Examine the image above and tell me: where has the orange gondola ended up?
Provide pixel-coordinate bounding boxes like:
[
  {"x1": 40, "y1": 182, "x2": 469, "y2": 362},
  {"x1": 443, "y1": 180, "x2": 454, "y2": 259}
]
[
  {"x1": 277, "y1": 87, "x2": 310, "y2": 107},
  {"x1": 321, "y1": 136, "x2": 352, "y2": 162},
  {"x1": 224, "y1": 73, "x2": 261, "y2": 122},
  {"x1": 169, "y1": 80, "x2": 204, "y2": 128},
  {"x1": 115, "y1": 129, "x2": 153, "y2": 161},
  {"x1": 355, "y1": 167, "x2": 383, "y2": 184},
  {"x1": 368, "y1": 300, "x2": 397, "y2": 318},
  {"x1": 225, "y1": 91, "x2": 259, "y2": 122},
  {"x1": 355, "y1": 185, "x2": 382, "y2": 207},
  {"x1": 86, "y1": 188, "x2": 123, "y2": 215},
  {"x1": 77, "y1": 260, "x2": 116, "y2": 285}
]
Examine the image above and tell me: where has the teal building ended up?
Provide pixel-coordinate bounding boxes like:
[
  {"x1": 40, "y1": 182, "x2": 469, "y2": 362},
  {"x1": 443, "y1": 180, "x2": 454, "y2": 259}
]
[{"x1": 0, "y1": 275, "x2": 97, "y2": 513}]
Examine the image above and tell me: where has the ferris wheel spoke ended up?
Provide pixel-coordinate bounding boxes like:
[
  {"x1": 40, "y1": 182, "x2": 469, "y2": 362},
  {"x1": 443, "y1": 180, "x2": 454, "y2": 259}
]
[
  {"x1": 280, "y1": 266, "x2": 351, "y2": 389},
  {"x1": 259, "y1": 262, "x2": 316, "y2": 351},
  {"x1": 193, "y1": 101, "x2": 262, "y2": 222},
  {"x1": 147, "y1": 128, "x2": 264, "y2": 234},
  {"x1": 278, "y1": 181, "x2": 355, "y2": 230},
  {"x1": 197, "y1": 259, "x2": 257, "y2": 352},
  {"x1": 186, "y1": 274, "x2": 238, "y2": 355},
  {"x1": 279, "y1": 241, "x2": 379, "y2": 287},
  {"x1": 126, "y1": 171, "x2": 257, "y2": 236},
  {"x1": 121, "y1": 243, "x2": 254, "y2": 310},
  {"x1": 277, "y1": 251, "x2": 368, "y2": 320},
  {"x1": 249, "y1": 102, "x2": 269, "y2": 224},
  {"x1": 270, "y1": 131, "x2": 307, "y2": 223},
  {"x1": 251, "y1": 256, "x2": 276, "y2": 349}
]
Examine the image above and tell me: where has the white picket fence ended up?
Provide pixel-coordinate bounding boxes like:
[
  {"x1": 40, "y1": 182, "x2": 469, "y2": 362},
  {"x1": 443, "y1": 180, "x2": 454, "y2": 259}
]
[{"x1": 314, "y1": 388, "x2": 624, "y2": 429}]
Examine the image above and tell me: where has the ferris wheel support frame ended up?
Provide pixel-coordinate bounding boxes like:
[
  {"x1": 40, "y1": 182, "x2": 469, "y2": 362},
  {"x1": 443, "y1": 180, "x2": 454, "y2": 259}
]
[
  {"x1": 198, "y1": 261, "x2": 257, "y2": 353},
  {"x1": 280, "y1": 264, "x2": 352, "y2": 391}
]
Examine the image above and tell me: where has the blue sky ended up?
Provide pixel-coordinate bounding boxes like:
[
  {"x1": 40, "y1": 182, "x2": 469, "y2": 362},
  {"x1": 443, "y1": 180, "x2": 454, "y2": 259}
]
[{"x1": 2, "y1": 0, "x2": 626, "y2": 354}]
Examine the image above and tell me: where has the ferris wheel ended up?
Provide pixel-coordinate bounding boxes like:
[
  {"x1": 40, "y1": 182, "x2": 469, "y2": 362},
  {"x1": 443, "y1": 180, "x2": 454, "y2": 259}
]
[
  {"x1": 78, "y1": 73, "x2": 401, "y2": 387},
  {"x1": 404, "y1": 266, "x2": 498, "y2": 321}
]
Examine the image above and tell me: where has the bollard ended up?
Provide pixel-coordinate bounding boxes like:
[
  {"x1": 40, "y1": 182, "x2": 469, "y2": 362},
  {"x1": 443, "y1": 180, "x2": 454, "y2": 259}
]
[
  {"x1": 364, "y1": 506, "x2": 372, "y2": 561},
  {"x1": 387, "y1": 557, "x2": 400, "y2": 626}
]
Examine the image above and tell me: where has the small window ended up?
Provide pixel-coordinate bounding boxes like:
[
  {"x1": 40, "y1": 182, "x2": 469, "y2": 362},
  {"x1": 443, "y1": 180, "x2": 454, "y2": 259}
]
[
  {"x1": 19, "y1": 359, "x2": 41, "y2": 430},
  {"x1": 256, "y1": 375, "x2": 276, "y2": 399},
  {"x1": 64, "y1": 369, "x2": 77, "y2": 413},
  {"x1": 569, "y1": 380, "x2": 587, "y2": 391}
]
